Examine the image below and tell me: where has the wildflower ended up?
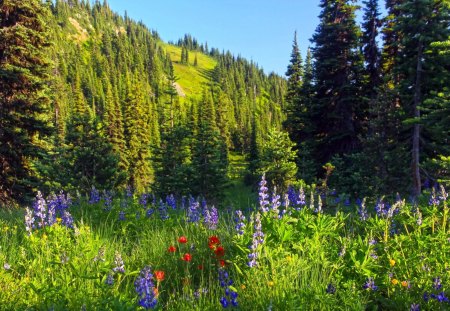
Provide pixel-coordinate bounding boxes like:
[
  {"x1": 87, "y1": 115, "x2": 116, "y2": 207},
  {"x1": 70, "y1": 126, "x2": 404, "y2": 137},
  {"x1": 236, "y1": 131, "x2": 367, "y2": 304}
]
[
  {"x1": 315, "y1": 195, "x2": 323, "y2": 214},
  {"x1": 219, "y1": 260, "x2": 226, "y2": 267},
  {"x1": 168, "y1": 245, "x2": 176, "y2": 253},
  {"x1": 309, "y1": 191, "x2": 315, "y2": 211},
  {"x1": 89, "y1": 187, "x2": 101, "y2": 204},
  {"x1": 410, "y1": 304, "x2": 420, "y2": 311},
  {"x1": 338, "y1": 245, "x2": 346, "y2": 257},
  {"x1": 182, "y1": 253, "x2": 192, "y2": 262},
  {"x1": 3, "y1": 263, "x2": 10, "y2": 270},
  {"x1": 423, "y1": 292, "x2": 429, "y2": 302},
  {"x1": 363, "y1": 277, "x2": 378, "y2": 291},
  {"x1": 259, "y1": 175, "x2": 270, "y2": 212},
  {"x1": 158, "y1": 200, "x2": 169, "y2": 221},
  {"x1": 105, "y1": 273, "x2": 114, "y2": 286},
  {"x1": 61, "y1": 210, "x2": 74, "y2": 228},
  {"x1": 433, "y1": 277, "x2": 442, "y2": 290},
  {"x1": 25, "y1": 207, "x2": 35, "y2": 234},
  {"x1": 125, "y1": 186, "x2": 133, "y2": 198},
  {"x1": 248, "y1": 212, "x2": 264, "y2": 268},
  {"x1": 103, "y1": 190, "x2": 113, "y2": 211},
  {"x1": 112, "y1": 252, "x2": 125, "y2": 273},
  {"x1": 416, "y1": 208, "x2": 423, "y2": 226},
  {"x1": 33, "y1": 191, "x2": 47, "y2": 229},
  {"x1": 431, "y1": 292, "x2": 449, "y2": 303},
  {"x1": 391, "y1": 279, "x2": 399, "y2": 285},
  {"x1": 375, "y1": 198, "x2": 388, "y2": 217},
  {"x1": 139, "y1": 193, "x2": 148, "y2": 208},
  {"x1": 287, "y1": 186, "x2": 297, "y2": 209},
  {"x1": 440, "y1": 185, "x2": 448, "y2": 201},
  {"x1": 326, "y1": 283, "x2": 336, "y2": 294},
  {"x1": 146, "y1": 208, "x2": 154, "y2": 218},
  {"x1": 220, "y1": 296, "x2": 229, "y2": 308},
  {"x1": 178, "y1": 236, "x2": 188, "y2": 244},
  {"x1": 60, "y1": 252, "x2": 69, "y2": 264},
  {"x1": 215, "y1": 246, "x2": 225, "y2": 258},
  {"x1": 344, "y1": 198, "x2": 351, "y2": 206},
  {"x1": 154, "y1": 270, "x2": 165, "y2": 281},
  {"x1": 187, "y1": 197, "x2": 200, "y2": 223},
  {"x1": 118, "y1": 211, "x2": 126, "y2": 221},
  {"x1": 135, "y1": 266, "x2": 157, "y2": 309},
  {"x1": 241, "y1": 284, "x2": 246, "y2": 290},
  {"x1": 401, "y1": 280, "x2": 409, "y2": 288},
  {"x1": 204, "y1": 205, "x2": 219, "y2": 230},
  {"x1": 358, "y1": 199, "x2": 369, "y2": 221},
  {"x1": 209, "y1": 235, "x2": 220, "y2": 246},
  {"x1": 234, "y1": 210, "x2": 246, "y2": 235},
  {"x1": 267, "y1": 281, "x2": 274, "y2": 287},
  {"x1": 94, "y1": 246, "x2": 106, "y2": 262},
  {"x1": 297, "y1": 186, "x2": 306, "y2": 209},
  {"x1": 390, "y1": 259, "x2": 396, "y2": 267},
  {"x1": 166, "y1": 194, "x2": 177, "y2": 209},
  {"x1": 429, "y1": 187, "x2": 440, "y2": 206},
  {"x1": 271, "y1": 188, "x2": 281, "y2": 217}
]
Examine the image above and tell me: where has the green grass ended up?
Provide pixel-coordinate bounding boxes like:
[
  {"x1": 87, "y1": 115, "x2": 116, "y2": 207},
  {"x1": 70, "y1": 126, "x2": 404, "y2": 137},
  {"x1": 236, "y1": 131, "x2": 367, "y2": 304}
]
[{"x1": 162, "y1": 44, "x2": 217, "y2": 99}]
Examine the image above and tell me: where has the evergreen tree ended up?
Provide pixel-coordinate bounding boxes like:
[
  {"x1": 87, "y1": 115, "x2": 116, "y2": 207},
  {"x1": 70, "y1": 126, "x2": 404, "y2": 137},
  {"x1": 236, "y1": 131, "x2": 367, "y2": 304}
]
[
  {"x1": 191, "y1": 89, "x2": 228, "y2": 201},
  {"x1": 259, "y1": 128, "x2": 297, "y2": 192},
  {"x1": 310, "y1": 0, "x2": 364, "y2": 167},
  {"x1": 0, "y1": 0, "x2": 52, "y2": 204}
]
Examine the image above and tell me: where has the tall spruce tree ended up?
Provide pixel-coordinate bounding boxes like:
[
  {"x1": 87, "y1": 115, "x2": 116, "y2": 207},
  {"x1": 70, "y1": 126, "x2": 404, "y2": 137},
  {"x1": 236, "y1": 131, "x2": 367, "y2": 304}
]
[
  {"x1": 0, "y1": 0, "x2": 52, "y2": 204},
  {"x1": 191, "y1": 89, "x2": 228, "y2": 201},
  {"x1": 310, "y1": 0, "x2": 364, "y2": 168}
]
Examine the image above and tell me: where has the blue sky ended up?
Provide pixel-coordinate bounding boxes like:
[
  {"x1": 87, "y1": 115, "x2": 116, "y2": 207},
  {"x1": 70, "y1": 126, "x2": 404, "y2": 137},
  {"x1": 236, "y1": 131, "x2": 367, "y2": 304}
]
[{"x1": 103, "y1": 1, "x2": 383, "y2": 76}]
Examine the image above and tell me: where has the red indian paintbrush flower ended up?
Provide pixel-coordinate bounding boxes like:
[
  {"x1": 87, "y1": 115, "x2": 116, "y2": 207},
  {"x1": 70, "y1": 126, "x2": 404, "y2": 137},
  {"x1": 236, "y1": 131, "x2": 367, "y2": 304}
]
[
  {"x1": 214, "y1": 246, "x2": 225, "y2": 257},
  {"x1": 168, "y1": 245, "x2": 176, "y2": 253},
  {"x1": 182, "y1": 253, "x2": 192, "y2": 261},
  {"x1": 178, "y1": 236, "x2": 188, "y2": 244},
  {"x1": 154, "y1": 270, "x2": 165, "y2": 281}
]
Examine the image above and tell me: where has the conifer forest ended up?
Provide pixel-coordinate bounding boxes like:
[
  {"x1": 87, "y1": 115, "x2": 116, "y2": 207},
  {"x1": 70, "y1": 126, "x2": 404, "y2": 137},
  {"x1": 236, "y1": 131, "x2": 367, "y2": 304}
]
[{"x1": 0, "y1": 0, "x2": 449, "y2": 310}]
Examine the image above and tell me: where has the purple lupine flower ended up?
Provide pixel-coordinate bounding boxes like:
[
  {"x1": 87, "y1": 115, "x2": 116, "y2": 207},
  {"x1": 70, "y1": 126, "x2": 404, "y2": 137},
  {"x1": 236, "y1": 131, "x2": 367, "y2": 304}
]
[
  {"x1": 89, "y1": 187, "x2": 101, "y2": 204},
  {"x1": 3, "y1": 263, "x2": 11, "y2": 271},
  {"x1": 146, "y1": 208, "x2": 154, "y2": 218},
  {"x1": 139, "y1": 193, "x2": 148, "y2": 208},
  {"x1": 410, "y1": 303, "x2": 420, "y2": 311},
  {"x1": 62, "y1": 210, "x2": 74, "y2": 228},
  {"x1": 363, "y1": 278, "x2": 378, "y2": 291},
  {"x1": 166, "y1": 194, "x2": 177, "y2": 209},
  {"x1": 187, "y1": 197, "x2": 200, "y2": 223},
  {"x1": 135, "y1": 266, "x2": 157, "y2": 309},
  {"x1": 112, "y1": 252, "x2": 125, "y2": 274},
  {"x1": 258, "y1": 175, "x2": 270, "y2": 213},
  {"x1": 25, "y1": 207, "x2": 35, "y2": 234},
  {"x1": 181, "y1": 196, "x2": 187, "y2": 210},
  {"x1": 326, "y1": 284, "x2": 336, "y2": 294},
  {"x1": 423, "y1": 292, "x2": 430, "y2": 302},
  {"x1": 431, "y1": 292, "x2": 449, "y2": 303},
  {"x1": 270, "y1": 188, "x2": 280, "y2": 217},
  {"x1": 118, "y1": 211, "x2": 126, "y2": 221},
  {"x1": 416, "y1": 208, "x2": 423, "y2": 226},
  {"x1": 205, "y1": 206, "x2": 219, "y2": 230},
  {"x1": 297, "y1": 186, "x2": 306, "y2": 210},
  {"x1": 315, "y1": 195, "x2": 322, "y2": 214},
  {"x1": 429, "y1": 187, "x2": 440, "y2": 206},
  {"x1": 220, "y1": 297, "x2": 229, "y2": 308},
  {"x1": 103, "y1": 190, "x2": 113, "y2": 211},
  {"x1": 94, "y1": 247, "x2": 105, "y2": 262},
  {"x1": 287, "y1": 186, "x2": 297, "y2": 208},
  {"x1": 369, "y1": 239, "x2": 377, "y2": 245},
  {"x1": 248, "y1": 212, "x2": 264, "y2": 267},
  {"x1": 234, "y1": 210, "x2": 246, "y2": 235},
  {"x1": 309, "y1": 191, "x2": 315, "y2": 211},
  {"x1": 105, "y1": 273, "x2": 114, "y2": 286},
  {"x1": 440, "y1": 185, "x2": 448, "y2": 201},
  {"x1": 433, "y1": 277, "x2": 442, "y2": 290},
  {"x1": 218, "y1": 268, "x2": 235, "y2": 307},
  {"x1": 375, "y1": 198, "x2": 388, "y2": 217},
  {"x1": 158, "y1": 200, "x2": 169, "y2": 221},
  {"x1": 47, "y1": 200, "x2": 56, "y2": 226},
  {"x1": 344, "y1": 198, "x2": 350, "y2": 207},
  {"x1": 338, "y1": 246, "x2": 346, "y2": 257},
  {"x1": 358, "y1": 199, "x2": 369, "y2": 221},
  {"x1": 33, "y1": 191, "x2": 47, "y2": 229},
  {"x1": 125, "y1": 186, "x2": 133, "y2": 198}
]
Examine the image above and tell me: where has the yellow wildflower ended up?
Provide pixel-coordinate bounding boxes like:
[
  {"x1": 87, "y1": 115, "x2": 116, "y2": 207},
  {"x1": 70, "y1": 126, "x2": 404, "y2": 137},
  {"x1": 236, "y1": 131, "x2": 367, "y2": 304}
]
[
  {"x1": 389, "y1": 259, "x2": 395, "y2": 267},
  {"x1": 391, "y1": 279, "x2": 398, "y2": 285},
  {"x1": 267, "y1": 281, "x2": 275, "y2": 287},
  {"x1": 241, "y1": 284, "x2": 246, "y2": 290},
  {"x1": 401, "y1": 281, "x2": 409, "y2": 288}
]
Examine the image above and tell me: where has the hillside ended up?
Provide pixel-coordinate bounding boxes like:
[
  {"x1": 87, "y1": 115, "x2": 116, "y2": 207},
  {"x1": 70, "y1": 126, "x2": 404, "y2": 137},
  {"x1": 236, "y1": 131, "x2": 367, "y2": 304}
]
[{"x1": 163, "y1": 44, "x2": 217, "y2": 99}]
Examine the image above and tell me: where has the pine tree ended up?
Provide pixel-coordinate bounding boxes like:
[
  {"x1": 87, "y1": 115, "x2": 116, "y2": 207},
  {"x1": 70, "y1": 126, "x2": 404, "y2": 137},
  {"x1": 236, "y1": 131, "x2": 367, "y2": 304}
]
[
  {"x1": 310, "y1": 0, "x2": 365, "y2": 167},
  {"x1": 0, "y1": 0, "x2": 52, "y2": 204},
  {"x1": 191, "y1": 89, "x2": 228, "y2": 201}
]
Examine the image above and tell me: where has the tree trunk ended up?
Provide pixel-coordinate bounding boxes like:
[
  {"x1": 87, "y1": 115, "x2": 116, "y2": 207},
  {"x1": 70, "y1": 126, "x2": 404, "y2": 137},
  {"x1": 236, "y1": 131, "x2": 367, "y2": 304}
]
[{"x1": 412, "y1": 40, "x2": 423, "y2": 197}]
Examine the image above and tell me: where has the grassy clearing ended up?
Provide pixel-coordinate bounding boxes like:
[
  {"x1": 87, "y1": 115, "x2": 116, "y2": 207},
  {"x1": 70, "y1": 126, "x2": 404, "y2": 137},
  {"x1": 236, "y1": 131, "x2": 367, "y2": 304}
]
[{"x1": 162, "y1": 44, "x2": 217, "y2": 99}]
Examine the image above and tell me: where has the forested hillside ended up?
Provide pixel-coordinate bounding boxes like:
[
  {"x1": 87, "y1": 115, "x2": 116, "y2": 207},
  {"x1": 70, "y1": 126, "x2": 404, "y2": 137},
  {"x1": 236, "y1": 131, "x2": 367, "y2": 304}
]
[{"x1": 0, "y1": 0, "x2": 286, "y2": 204}]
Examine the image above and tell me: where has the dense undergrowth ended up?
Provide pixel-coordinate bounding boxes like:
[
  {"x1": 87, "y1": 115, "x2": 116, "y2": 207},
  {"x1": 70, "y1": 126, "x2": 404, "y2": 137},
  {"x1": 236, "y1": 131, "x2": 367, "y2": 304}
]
[{"x1": 0, "y1": 178, "x2": 449, "y2": 310}]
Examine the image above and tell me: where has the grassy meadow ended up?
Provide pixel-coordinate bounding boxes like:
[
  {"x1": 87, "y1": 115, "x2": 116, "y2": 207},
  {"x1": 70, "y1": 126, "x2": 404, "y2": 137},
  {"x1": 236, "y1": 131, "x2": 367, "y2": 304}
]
[{"x1": 0, "y1": 157, "x2": 449, "y2": 310}]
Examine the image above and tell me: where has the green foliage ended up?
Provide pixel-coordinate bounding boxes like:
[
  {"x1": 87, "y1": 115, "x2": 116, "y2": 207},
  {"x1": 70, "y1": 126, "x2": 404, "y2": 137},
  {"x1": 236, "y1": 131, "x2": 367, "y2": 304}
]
[
  {"x1": 258, "y1": 128, "x2": 297, "y2": 192},
  {"x1": 0, "y1": 0, "x2": 53, "y2": 204}
]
